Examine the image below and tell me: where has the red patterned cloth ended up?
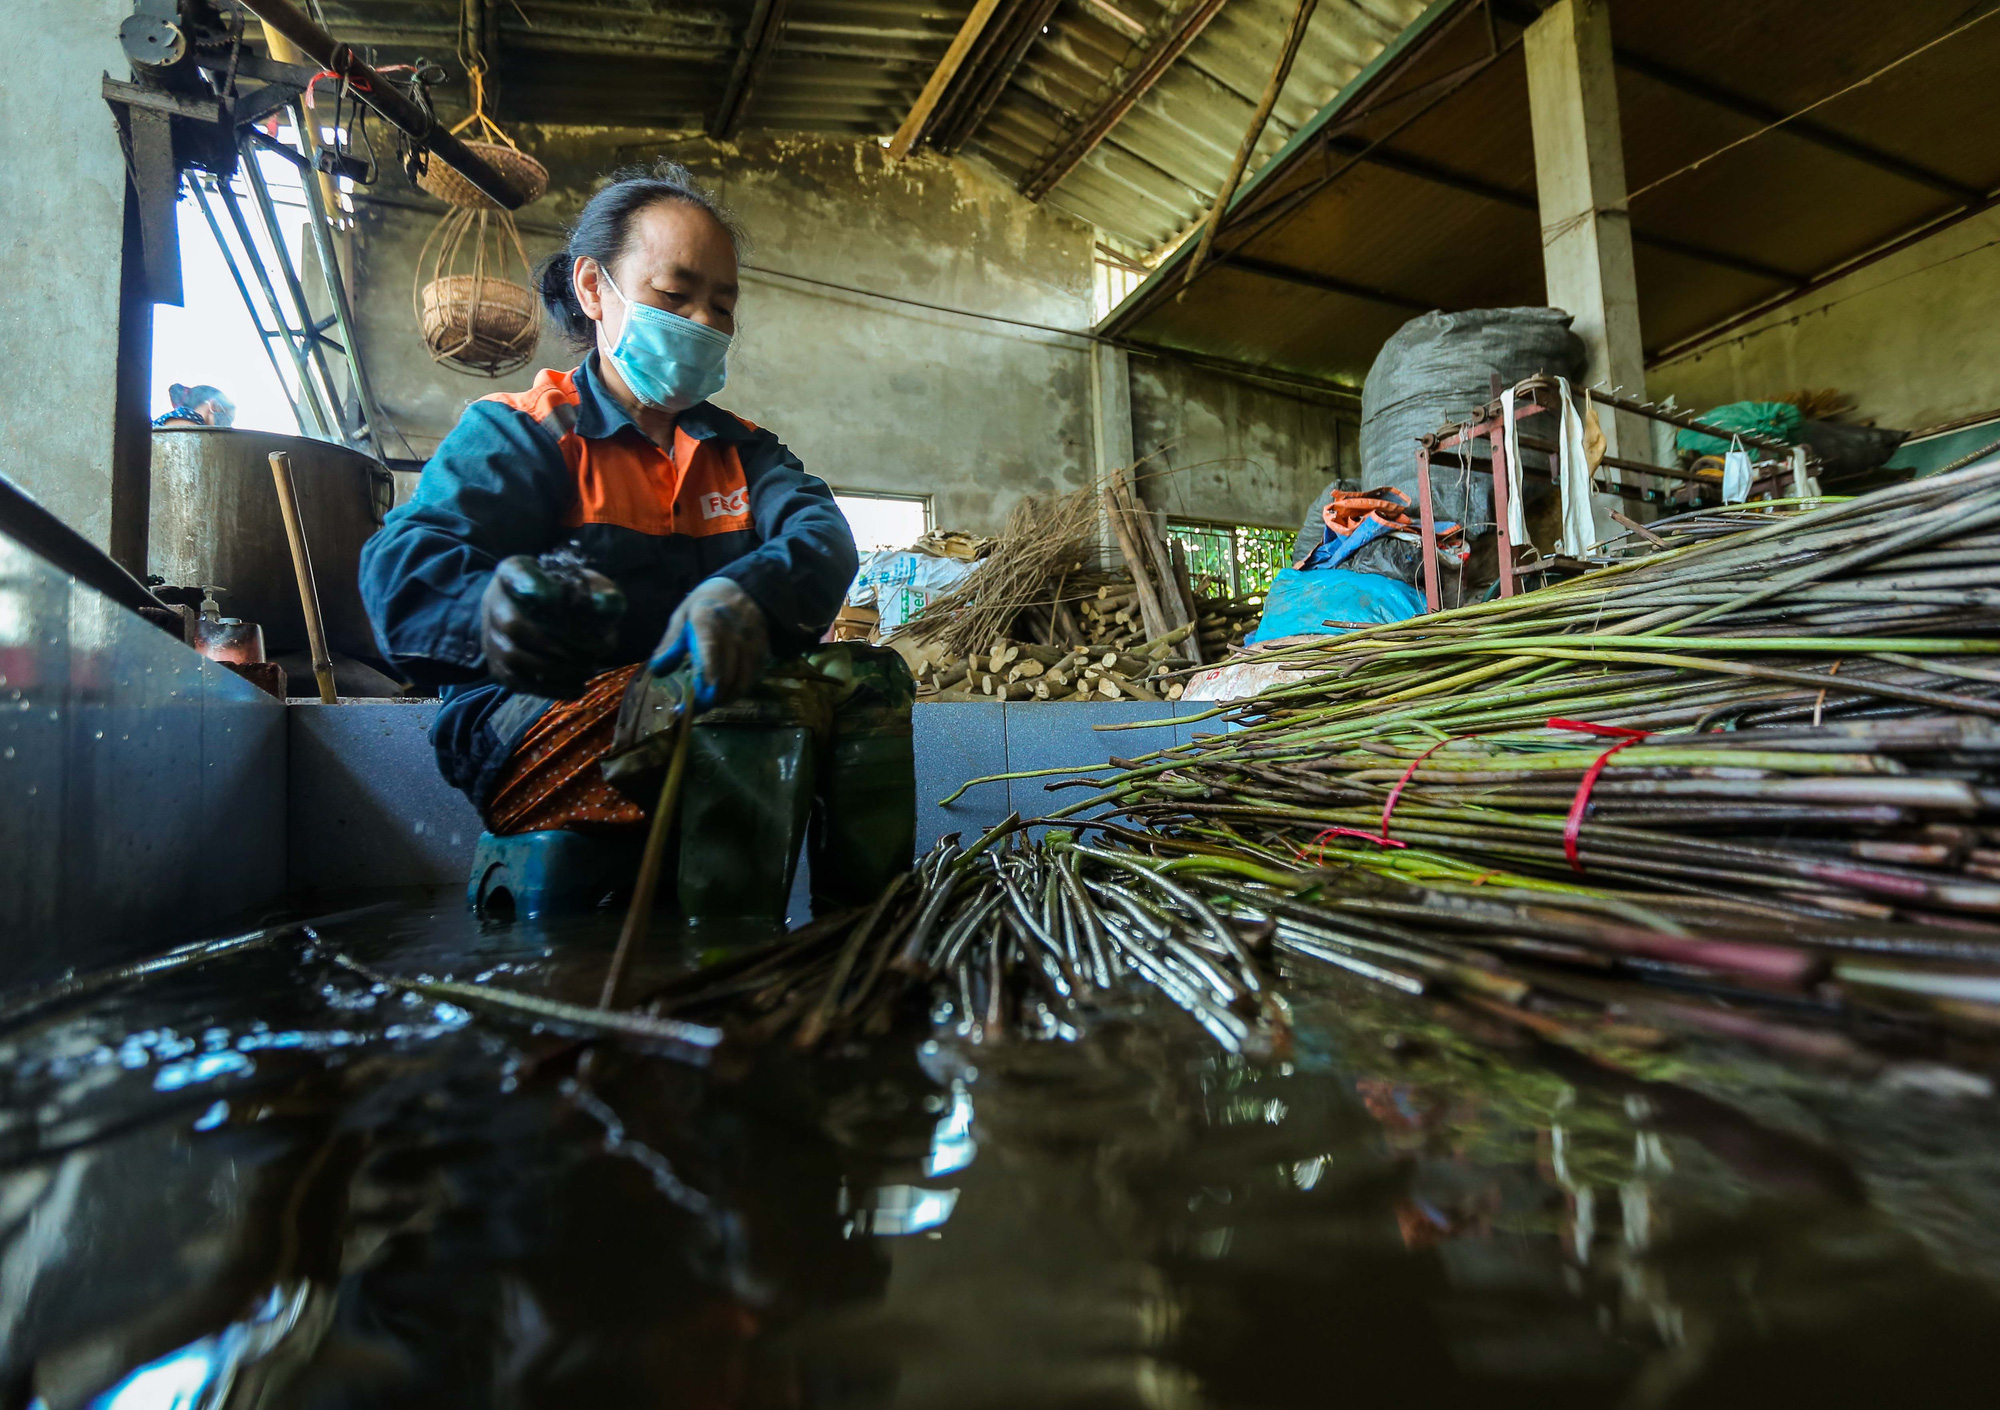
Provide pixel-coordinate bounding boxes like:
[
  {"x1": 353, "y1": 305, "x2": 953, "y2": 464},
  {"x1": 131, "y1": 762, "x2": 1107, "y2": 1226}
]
[{"x1": 484, "y1": 663, "x2": 648, "y2": 835}]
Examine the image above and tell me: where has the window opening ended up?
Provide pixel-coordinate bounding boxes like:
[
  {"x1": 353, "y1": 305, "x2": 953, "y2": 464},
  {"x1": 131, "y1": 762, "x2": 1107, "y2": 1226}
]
[
  {"x1": 836, "y1": 492, "x2": 935, "y2": 629},
  {"x1": 1166, "y1": 519, "x2": 1293, "y2": 598}
]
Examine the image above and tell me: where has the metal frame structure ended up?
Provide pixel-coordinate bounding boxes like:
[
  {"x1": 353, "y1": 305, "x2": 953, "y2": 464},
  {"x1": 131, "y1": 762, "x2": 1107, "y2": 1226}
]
[
  {"x1": 184, "y1": 109, "x2": 394, "y2": 466},
  {"x1": 1412, "y1": 377, "x2": 1810, "y2": 610},
  {"x1": 104, "y1": 0, "x2": 533, "y2": 474},
  {"x1": 232, "y1": 0, "x2": 531, "y2": 209}
]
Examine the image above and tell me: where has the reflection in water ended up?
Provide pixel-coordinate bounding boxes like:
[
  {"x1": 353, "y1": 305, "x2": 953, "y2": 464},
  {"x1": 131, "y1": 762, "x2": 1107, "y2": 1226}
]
[{"x1": 2, "y1": 900, "x2": 2000, "y2": 1406}]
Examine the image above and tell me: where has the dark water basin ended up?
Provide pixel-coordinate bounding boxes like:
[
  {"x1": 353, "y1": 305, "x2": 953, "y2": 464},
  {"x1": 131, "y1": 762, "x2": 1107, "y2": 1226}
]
[{"x1": 4, "y1": 896, "x2": 2000, "y2": 1408}]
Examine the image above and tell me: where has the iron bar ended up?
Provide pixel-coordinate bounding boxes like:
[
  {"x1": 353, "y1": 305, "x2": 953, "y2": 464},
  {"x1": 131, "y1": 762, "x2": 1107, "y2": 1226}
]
[
  {"x1": 238, "y1": 134, "x2": 351, "y2": 441},
  {"x1": 230, "y1": 0, "x2": 533, "y2": 209},
  {"x1": 1578, "y1": 387, "x2": 1799, "y2": 454},
  {"x1": 1513, "y1": 435, "x2": 1708, "y2": 485},
  {"x1": 284, "y1": 104, "x2": 391, "y2": 460},
  {"x1": 1417, "y1": 445, "x2": 1440, "y2": 612},
  {"x1": 188, "y1": 177, "x2": 309, "y2": 436},
  {"x1": 212, "y1": 176, "x2": 334, "y2": 437},
  {"x1": 1489, "y1": 414, "x2": 1515, "y2": 597}
]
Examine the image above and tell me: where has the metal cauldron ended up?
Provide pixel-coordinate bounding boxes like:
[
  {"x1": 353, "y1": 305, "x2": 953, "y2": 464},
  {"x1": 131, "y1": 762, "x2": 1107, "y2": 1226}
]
[{"x1": 149, "y1": 429, "x2": 393, "y2": 659}]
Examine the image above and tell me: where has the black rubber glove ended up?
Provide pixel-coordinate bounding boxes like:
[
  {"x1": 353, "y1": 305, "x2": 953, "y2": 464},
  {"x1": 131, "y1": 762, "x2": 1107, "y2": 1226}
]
[
  {"x1": 479, "y1": 555, "x2": 624, "y2": 698},
  {"x1": 648, "y1": 577, "x2": 769, "y2": 709}
]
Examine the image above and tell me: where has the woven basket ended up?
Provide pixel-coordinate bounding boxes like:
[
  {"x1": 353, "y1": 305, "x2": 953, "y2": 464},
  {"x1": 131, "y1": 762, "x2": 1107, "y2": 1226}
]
[
  {"x1": 419, "y1": 275, "x2": 541, "y2": 377},
  {"x1": 417, "y1": 140, "x2": 549, "y2": 211}
]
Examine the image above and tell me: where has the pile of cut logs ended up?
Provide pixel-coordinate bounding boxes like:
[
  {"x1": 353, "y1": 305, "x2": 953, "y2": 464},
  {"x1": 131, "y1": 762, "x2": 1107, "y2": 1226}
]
[{"x1": 902, "y1": 584, "x2": 1261, "y2": 702}]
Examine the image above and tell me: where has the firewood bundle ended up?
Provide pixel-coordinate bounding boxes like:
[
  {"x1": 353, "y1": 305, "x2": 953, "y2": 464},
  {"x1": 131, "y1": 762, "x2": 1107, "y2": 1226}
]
[
  {"x1": 903, "y1": 617, "x2": 1193, "y2": 702},
  {"x1": 890, "y1": 475, "x2": 1268, "y2": 704},
  {"x1": 898, "y1": 584, "x2": 1263, "y2": 703},
  {"x1": 1192, "y1": 593, "x2": 1260, "y2": 658},
  {"x1": 1078, "y1": 581, "x2": 1262, "y2": 663}
]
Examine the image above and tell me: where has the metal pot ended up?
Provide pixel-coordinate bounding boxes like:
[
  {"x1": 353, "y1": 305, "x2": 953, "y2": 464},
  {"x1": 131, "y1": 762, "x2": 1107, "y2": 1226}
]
[{"x1": 149, "y1": 428, "x2": 392, "y2": 659}]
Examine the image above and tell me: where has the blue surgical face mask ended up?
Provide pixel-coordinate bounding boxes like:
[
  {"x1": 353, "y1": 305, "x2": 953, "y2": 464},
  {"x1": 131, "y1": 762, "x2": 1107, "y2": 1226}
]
[{"x1": 598, "y1": 266, "x2": 732, "y2": 413}]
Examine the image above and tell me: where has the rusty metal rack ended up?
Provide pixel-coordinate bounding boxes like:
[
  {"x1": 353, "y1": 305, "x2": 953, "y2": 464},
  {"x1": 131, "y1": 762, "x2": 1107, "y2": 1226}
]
[{"x1": 1412, "y1": 376, "x2": 1814, "y2": 610}]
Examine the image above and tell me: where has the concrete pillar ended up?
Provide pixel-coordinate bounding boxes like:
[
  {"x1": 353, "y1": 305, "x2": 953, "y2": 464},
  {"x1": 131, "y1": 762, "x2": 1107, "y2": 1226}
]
[
  {"x1": 1525, "y1": 0, "x2": 1646, "y2": 530},
  {"x1": 0, "y1": 3, "x2": 138, "y2": 551},
  {"x1": 1089, "y1": 341, "x2": 1134, "y2": 569}
]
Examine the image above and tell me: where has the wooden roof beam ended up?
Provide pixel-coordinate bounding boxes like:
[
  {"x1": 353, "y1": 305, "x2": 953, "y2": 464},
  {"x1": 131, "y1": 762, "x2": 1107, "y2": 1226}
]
[
  {"x1": 711, "y1": 0, "x2": 793, "y2": 139},
  {"x1": 1613, "y1": 50, "x2": 1986, "y2": 204},
  {"x1": 1019, "y1": 0, "x2": 1231, "y2": 202},
  {"x1": 888, "y1": 0, "x2": 1009, "y2": 159},
  {"x1": 1320, "y1": 135, "x2": 1804, "y2": 286},
  {"x1": 1217, "y1": 253, "x2": 1439, "y2": 312},
  {"x1": 933, "y1": 0, "x2": 1066, "y2": 153},
  {"x1": 1482, "y1": 0, "x2": 1986, "y2": 201}
]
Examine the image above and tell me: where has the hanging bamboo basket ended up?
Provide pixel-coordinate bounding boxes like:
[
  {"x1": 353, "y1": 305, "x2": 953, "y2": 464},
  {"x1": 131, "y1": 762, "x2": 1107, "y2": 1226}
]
[
  {"x1": 417, "y1": 138, "x2": 549, "y2": 211},
  {"x1": 413, "y1": 205, "x2": 543, "y2": 377},
  {"x1": 414, "y1": 69, "x2": 549, "y2": 210}
]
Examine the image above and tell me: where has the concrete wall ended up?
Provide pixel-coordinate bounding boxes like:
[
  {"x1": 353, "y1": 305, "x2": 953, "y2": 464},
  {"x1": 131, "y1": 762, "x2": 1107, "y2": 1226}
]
[
  {"x1": 1128, "y1": 358, "x2": 1357, "y2": 528},
  {"x1": 0, "y1": 1, "x2": 131, "y2": 547},
  {"x1": 351, "y1": 131, "x2": 1099, "y2": 535},
  {"x1": 350, "y1": 128, "x2": 1342, "y2": 538},
  {"x1": 1649, "y1": 209, "x2": 2000, "y2": 436}
]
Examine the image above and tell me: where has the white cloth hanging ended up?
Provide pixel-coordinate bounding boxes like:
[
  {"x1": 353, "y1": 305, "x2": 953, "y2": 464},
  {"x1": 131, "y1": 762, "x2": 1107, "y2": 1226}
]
[
  {"x1": 1553, "y1": 378, "x2": 1595, "y2": 558},
  {"x1": 1722, "y1": 434, "x2": 1752, "y2": 504},
  {"x1": 1789, "y1": 445, "x2": 1821, "y2": 500},
  {"x1": 1499, "y1": 386, "x2": 1529, "y2": 546}
]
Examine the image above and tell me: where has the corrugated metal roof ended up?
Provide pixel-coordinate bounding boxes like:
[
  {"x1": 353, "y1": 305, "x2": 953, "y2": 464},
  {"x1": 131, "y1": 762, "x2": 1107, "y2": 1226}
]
[
  {"x1": 1102, "y1": 0, "x2": 2000, "y2": 388},
  {"x1": 307, "y1": 0, "x2": 1426, "y2": 254},
  {"x1": 967, "y1": 0, "x2": 1428, "y2": 251}
]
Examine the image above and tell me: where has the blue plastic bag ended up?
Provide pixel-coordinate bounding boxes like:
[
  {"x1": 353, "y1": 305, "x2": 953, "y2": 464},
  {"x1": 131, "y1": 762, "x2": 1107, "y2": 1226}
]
[{"x1": 1245, "y1": 569, "x2": 1427, "y2": 644}]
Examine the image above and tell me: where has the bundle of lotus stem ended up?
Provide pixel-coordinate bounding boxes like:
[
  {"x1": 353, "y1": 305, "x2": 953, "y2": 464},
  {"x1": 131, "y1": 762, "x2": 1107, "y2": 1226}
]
[{"x1": 653, "y1": 463, "x2": 2000, "y2": 1072}]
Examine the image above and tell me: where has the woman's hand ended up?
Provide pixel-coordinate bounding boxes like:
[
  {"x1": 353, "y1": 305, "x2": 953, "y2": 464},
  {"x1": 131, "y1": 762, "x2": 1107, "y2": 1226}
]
[
  {"x1": 649, "y1": 577, "x2": 769, "y2": 709},
  {"x1": 480, "y1": 555, "x2": 624, "y2": 698}
]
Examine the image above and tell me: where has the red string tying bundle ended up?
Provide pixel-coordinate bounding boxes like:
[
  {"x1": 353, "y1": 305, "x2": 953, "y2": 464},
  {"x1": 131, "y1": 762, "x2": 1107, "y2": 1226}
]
[
  {"x1": 1379, "y1": 736, "x2": 1459, "y2": 843},
  {"x1": 1548, "y1": 717, "x2": 1652, "y2": 872},
  {"x1": 1298, "y1": 826, "x2": 1408, "y2": 865}
]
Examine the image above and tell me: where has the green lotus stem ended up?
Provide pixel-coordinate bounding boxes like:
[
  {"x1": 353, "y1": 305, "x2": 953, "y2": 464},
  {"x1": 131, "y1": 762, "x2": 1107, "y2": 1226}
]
[
  {"x1": 937, "y1": 761, "x2": 1118, "y2": 807},
  {"x1": 1152, "y1": 853, "x2": 1303, "y2": 888},
  {"x1": 1372, "y1": 634, "x2": 2000, "y2": 659},
  {"x1": 1453, "y1": 646, "x2": 2000, "y2": 715}
]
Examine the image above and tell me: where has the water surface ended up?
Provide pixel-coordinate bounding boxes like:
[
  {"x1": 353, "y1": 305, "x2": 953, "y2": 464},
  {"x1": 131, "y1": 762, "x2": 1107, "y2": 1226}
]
[{"x1": 4, "y1": 896, "x2": 1999, "y2": 1407}]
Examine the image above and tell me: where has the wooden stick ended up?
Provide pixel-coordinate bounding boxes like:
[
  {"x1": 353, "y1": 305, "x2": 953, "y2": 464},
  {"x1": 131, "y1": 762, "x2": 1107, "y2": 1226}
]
[
  {"x1": 1169, "y1": 540, "x2": 1206, "y2": 666},
  {"x1": 267, "y1": 451, "x2": 338, "y2": 704},
  {"x1": 1102, "y1": 475, "x2": 1174, "y2": 643},
  {"x1": 1611, "y1": 508, "x2": 1668, "y2": 548},
  {"x1": 599, "y1": 710, "x2": 693, "y2": 1011},
  {"x1": 1178, "y1": 0, "x2": 1320, "y2": 292}
]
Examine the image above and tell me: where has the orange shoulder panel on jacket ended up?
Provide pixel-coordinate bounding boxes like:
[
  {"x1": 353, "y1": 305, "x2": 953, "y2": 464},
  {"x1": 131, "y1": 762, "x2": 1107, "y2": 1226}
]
[
  {"x1": 480, "y1": 367, "x2": 581, "y2": 424},
  {"x1": 566, "y1": 436, "x2": 680, "y2": 535},
  {"x1": 672, "y1": 427, "x2": 753, "y2": 538}
]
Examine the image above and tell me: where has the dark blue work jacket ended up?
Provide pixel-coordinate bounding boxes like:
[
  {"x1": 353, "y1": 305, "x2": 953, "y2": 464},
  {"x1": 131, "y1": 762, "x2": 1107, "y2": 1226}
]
[{"x1": 359, "y1": 355, "x2": 858, "y2": 808}]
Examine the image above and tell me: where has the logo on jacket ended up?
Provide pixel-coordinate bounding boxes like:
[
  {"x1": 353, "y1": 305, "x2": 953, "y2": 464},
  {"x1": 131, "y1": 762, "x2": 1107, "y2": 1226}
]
[{"x1": 699, "y1": 487, "x2": 749, "y2": 519}]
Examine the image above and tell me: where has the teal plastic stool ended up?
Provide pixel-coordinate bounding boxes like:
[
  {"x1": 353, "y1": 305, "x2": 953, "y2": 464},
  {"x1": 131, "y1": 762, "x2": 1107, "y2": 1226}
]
[{"x1": 466, "y1": 830, "x2": 647, "y2": 920}]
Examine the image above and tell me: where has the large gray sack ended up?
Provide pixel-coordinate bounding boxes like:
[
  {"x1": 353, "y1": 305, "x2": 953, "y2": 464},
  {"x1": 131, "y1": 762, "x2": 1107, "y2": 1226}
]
[{"x1": 1353, "y1": 308, "x2": 1585, "y2": 549}]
